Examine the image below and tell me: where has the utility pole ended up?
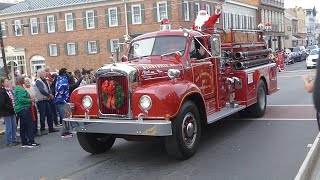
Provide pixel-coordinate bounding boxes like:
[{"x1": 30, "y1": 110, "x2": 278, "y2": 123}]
[{"x1": 0, "y1": 25, "x2": 9, "y2": 79}]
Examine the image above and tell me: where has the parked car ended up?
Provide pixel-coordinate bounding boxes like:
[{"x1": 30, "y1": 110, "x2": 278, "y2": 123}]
[
  {"x1": 299, "y1": 46, "x2": 307, "y2": 60},
  {"x1": 306, "y1": 48, "x2": 319, "y2": 69},
  {"x1": 286, "y1": 47, "x2": 301, "y2": 64},
  {"x1": 306, "y1": 45, "x2": 319, "y2": 54}
]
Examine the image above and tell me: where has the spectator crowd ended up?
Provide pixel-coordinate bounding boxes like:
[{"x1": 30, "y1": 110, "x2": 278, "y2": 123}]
[{"x1": 0, "y1": 67, "x2": 96, "y2": 148}]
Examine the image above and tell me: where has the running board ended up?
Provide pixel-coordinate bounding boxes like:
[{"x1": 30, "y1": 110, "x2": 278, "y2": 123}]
[{"x1": 207, "y1": 105, "x2": 246, "y2": 124}]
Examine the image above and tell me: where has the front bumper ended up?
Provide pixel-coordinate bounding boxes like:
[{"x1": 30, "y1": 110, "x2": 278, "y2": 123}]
[{"x1": 63, "y1": 118, "x2": 172, "y2": 136}]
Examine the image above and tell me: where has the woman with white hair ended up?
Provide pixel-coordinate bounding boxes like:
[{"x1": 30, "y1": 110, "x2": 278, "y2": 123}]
[{"x1": 24, "y1": 77, "x2": 39, "y2": 136}]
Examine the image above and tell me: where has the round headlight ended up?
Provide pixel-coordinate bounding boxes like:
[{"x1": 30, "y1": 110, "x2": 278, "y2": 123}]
[
  {"x1": 82, "y1": 95, "x2": 93, "y2": 109},
  {"x1": 139, "y1": 95, "x2": 152, "y2": 110}
]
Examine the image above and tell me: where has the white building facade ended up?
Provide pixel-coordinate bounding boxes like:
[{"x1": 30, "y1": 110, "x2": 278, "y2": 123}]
[{"x1": 305, "y1": 7, "x2": 317, "y2": 46}]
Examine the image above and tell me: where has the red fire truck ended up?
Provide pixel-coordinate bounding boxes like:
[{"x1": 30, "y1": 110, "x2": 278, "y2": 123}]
[{"x1": 63, "y1": 21, "x2": 279, "y2": 160}]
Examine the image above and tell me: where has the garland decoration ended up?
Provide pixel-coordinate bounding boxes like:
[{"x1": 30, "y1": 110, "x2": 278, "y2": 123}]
[{"x1": 101, "y1": 80, "x2": 126, "y2": 109}]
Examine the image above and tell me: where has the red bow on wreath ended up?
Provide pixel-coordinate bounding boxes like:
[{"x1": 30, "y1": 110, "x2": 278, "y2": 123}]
[{"x1": 102, "y1": 80, "x2": 116, "y2": 109}]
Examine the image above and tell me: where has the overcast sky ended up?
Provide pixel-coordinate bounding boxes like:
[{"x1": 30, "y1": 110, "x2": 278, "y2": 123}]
[{"x1": 284, "y1": 0, "x2": 320, "y2": 20}]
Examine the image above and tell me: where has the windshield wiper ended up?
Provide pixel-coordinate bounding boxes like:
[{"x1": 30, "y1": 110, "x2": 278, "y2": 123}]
[{"x1": 160, "y1": 50, "x2": 185, "y2": 58}]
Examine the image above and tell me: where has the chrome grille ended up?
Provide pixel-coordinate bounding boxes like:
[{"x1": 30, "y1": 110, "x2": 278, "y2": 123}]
[{"x1": 97, "y1": 76, "x2": 129, "y2": 115}]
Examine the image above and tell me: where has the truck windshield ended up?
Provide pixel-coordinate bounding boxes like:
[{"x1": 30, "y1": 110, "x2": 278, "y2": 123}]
[{"x1": 128, "y1": 36, "x2": 186, "y2": 60}]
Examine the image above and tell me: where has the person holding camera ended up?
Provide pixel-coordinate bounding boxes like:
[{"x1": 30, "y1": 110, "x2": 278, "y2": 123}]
[{"x1": 14, "y1": 76, "x2": 40, "y2": 148}]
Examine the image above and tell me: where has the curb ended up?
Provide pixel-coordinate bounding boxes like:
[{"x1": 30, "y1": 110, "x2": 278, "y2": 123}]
[{"x1": 295, "y1": 133, "x2": 320, "y2": 180}]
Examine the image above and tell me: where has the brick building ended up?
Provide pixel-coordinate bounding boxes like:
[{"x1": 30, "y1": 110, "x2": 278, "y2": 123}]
[
  {"x1": 0, "y1": 0, "x2": 226, "y2": 77},
  {"x1": 260, "y1": 0, "x2": 285, "y2": 50}
]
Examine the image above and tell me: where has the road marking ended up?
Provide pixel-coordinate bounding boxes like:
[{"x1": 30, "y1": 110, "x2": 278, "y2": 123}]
[
  {"x1": 269, "y1": 104, "x2": 314, "y2": 107},
  {"x1": 238, "y1": 118, "x2": 316, "y2": 121},
  {"x1": 280, "y1": 69, "x2": 316, "y2": 73}
]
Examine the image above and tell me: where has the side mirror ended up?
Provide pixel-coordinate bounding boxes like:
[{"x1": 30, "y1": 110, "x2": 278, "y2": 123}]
[{"x1": 210, "y1": 35, "x2": 221, "y2": 58}]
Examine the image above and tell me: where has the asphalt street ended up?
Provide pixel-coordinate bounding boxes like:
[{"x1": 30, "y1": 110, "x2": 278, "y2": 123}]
[{"x1": 0, "y1": 61, "x2": 318, "y2": 180}]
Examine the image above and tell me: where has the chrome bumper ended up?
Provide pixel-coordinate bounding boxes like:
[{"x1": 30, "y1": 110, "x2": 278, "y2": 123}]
[{"x1": 63, "y1": 118, "x2": 172, "y2": 136}]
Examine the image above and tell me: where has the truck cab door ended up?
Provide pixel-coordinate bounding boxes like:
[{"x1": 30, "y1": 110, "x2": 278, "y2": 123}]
[{"x1": 189, "y1": 37, "x2": 215, "y2": 100}]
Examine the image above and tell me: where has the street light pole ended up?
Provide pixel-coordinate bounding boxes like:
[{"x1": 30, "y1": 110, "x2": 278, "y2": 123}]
[{"x1": 0, "y1": 25, "x2": 9, "y2": 79}]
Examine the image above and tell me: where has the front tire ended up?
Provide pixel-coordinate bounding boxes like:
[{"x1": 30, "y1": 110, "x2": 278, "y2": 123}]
[
  {"x1": 165, "y1": 101, "x2": 201, "y2": 160},
  {"x1": 77, "y1": 133, "x2": 115, "y2": 154}
]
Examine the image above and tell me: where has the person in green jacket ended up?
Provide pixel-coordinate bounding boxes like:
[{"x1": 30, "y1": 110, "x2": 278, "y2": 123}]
[{"x1": 14, "y1": 76, "x2": 40, "y2": 148}]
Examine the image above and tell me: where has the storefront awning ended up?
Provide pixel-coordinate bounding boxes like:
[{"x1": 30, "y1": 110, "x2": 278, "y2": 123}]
[{"x1": 293, "y1": 35, "x2": 302, "y2": 39}]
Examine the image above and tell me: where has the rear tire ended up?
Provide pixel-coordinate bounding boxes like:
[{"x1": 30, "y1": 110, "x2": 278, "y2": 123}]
[
  {"x1": 165, "y1": 101, "x2": 201, "y2": 160},
  {"x1": 77, "y1": 133, "x2": 115, "y2": 154},
  {"x1": 249, "y1": 80, "x2": 267, "y2": 118},
  {"x1": 239, "y1": 80, "x2": 267, "y2": 118}
]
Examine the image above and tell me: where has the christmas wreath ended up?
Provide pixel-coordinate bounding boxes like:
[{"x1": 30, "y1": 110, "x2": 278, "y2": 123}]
[{"x1": 101, "y1": 80, "x2": 126, "y2": 109}]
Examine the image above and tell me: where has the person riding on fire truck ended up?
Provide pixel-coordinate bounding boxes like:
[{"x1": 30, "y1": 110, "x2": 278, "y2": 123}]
[{"x1": 192, "y1": 2, "x2": 222, "y2": 33}]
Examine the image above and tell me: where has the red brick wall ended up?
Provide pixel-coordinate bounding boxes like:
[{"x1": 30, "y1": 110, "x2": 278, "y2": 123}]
[{"x1": 1, "y1": 0, "x2": 222, "y2": 74}]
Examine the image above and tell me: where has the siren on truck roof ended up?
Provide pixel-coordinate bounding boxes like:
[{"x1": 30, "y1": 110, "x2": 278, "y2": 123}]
[{"x1": 160, "y1": 18, "x2": 171, "y2": 31}]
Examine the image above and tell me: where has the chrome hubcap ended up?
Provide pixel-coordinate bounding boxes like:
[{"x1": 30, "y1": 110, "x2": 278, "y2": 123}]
[
  {"x1": 186, "y1": 123, "x2": 194, "y2": 138},
  {"x1": 182, "y1": 112, "x2": 197, "y2": 149}
]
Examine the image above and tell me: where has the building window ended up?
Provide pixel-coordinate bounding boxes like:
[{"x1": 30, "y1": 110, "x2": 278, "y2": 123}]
[
  {"x1": 157, "y1": 1, "x2": 168, "y2": 22},
  {"x1": 194, "y1": 3, "x2": 200, "y2": 19},
  {"x1": 30, "y1": 18, "x2": 38, "y2": 35},
  {"x1": 183, "y1": 1, "x2": 189, "y2": 21},
  {"x1": 65, "y1": 13, "x2": 74, "y2": 31},
  {"x1": 47, "y1": 16, "x2": 55, "y2": 33},
  {"x1": 88, "y1": 41, "x2": 97, "y2": 54},
  {"x1": 206, "y1": 4, "x2": 210, "y2": 16},
  {"x1": 67, "y1": 43, "x2": 76, "y2": 55},
  {"x1": 110, "y1": 39, "x2": 120, "y2": 52},
  {"x1": 1, "y1": 22, "x2": 6, "y2": 37},
  {"x1": 223, "y1": 12, "x2": 230, "y2": 30},
  {"x1": 86, "y1": 11, "x2": 95, "y2": 29},
  {"x1": 108, "y1": 8, "x2": 118, "y2": 27},
  {"x1": 14, "y1": 20, "x2": 22, "y2": 36},
  {"x1": 49, "y1": 44, "x2": 58, "y2": 56},
  {"x1": 131, "y1": 5, "x2": 142, "y2": 24}
]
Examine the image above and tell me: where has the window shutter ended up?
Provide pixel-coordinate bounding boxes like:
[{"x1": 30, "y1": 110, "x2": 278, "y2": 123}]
[
  {"x1": 141, "y1": 4, "x2": 145, "y2": 23},
  {"x1": 72, "y1": 13, "x2": 76, "y2": 30},
  {"x1": 194, "y1": 4, "x2": 197, "y2": 20},
  {"x1": 82, "y1": 12, "x2": 87, "y2": 29},
  {"x1": 21, "y1": 20, "x2": 24, "y2": 35},
  {"x1": 188, "y1": 2, "x2": 191, "y2": 21},
  {"x1": 153, "y1": 3, "x2": 157, "y2": 22},
  {"x1": 57, "y1": 44, "x2": 60, "y2": 56},
  {"x1": 107, "y1": 39, "x2": 111, "y2": 52},
  {"x1": 37, "y1": 18, "x2": 40, "y2": 33},
  {"x1": 181, "y1": 1, "x2": 185, "y2": 20},
  {"x1": 44, "y1": 17, "x2": 48, "y2": 33},
  {"x1": 11, "y1": 20, "x2": 14, "y2": 33},
  {"x1": 84, "y1": 41, "x2": 88, "y2": 54},
  {"x1": 75, "y1": 43, "x2": 78, "y2": 55},
  {"x1": 127, "y1": 5, "x2": 132, "y2": 24},
  {"x1": 117, "y1": 7, "x2": 121, "y2": 26},
  {"x1": 4, "y1": 22, "x2": 7, "y2": 37},
  {"x1": 96, "y1": 40, "x2": 100, "y2": 53},
  {"x1": 47, "y1": 44, "x2": 50, "y2": 56},
  {"x1": 94, "y1": 10, "x2": 98, "y2": 28},
  {"x1": 54, "y1": 15, "x2": 58, "y2": 32},
  {"x1": 167, "y1": 1, "x2": 172, "y2": 20},
  {"x1": 105, "y1": 9, "x2": 109, "y2": 27},
  {"x1": 28, "y1": 18, "x2": 31, "y2": 34},
  {"x1": 64, "y1": 43, "x2": 68, "y2": 55}
]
